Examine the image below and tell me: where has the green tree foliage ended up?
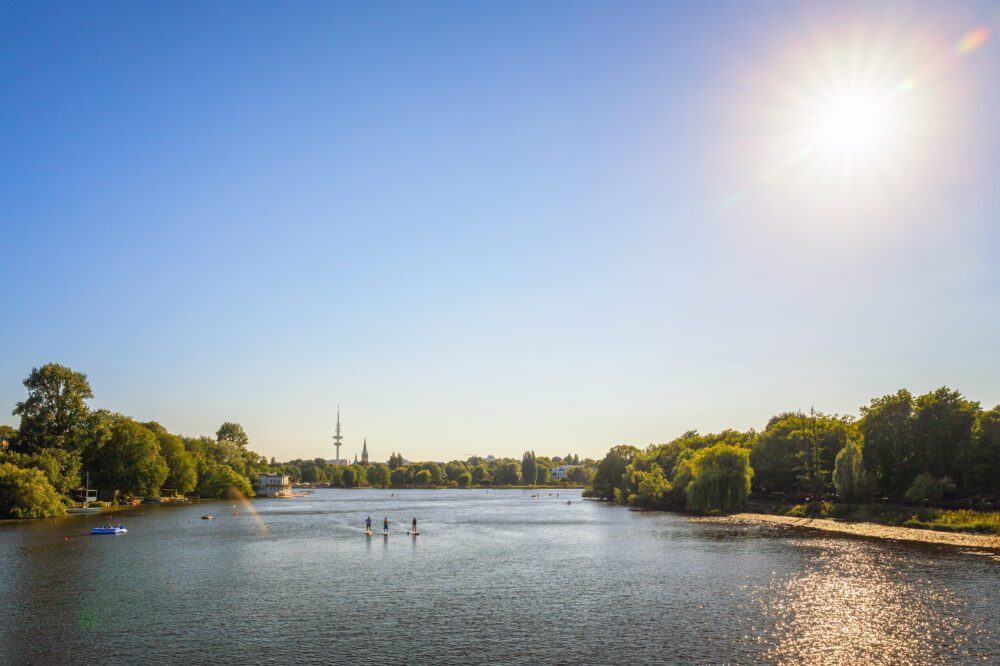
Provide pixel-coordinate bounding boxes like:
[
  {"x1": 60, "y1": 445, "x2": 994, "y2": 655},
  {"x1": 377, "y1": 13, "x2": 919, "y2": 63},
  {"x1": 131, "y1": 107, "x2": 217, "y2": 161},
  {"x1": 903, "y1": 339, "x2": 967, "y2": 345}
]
[
  {"x1": 496, "y1": 461, "x2": 521, "y2": 486},
  {"x1": 13, "y1": 364, "x2": 93, "y2": 453},
  {"x1": 589, "y1": 445, "x2": 639, "y2": 500},
  {"x1": 154, "y1": 431, "x2": 197, "y2": 494},
  {"x1": 685, "y1": 444, "x2": 753, "y2": 513},
  {"x1": 833, "y1": 438, "x2": 865, "y2": 500},
  {"x1": 197, "y1": 464, "x2": 254, "y2": 498},
  {"x1": 536, "y1": 465, "x2": 551, "y2": 485},
  {"x1": 911, "y1": 387, "x2": 978, "y2": 483},
  {"x1": 0, "y1": 462, "x2": 66, "y2": 518},
  {"x1": 521, "y1": 451, "x2": 537, "y2": 486},
  {"x1": 91, "y1": 420, "x2": 169, "y2": 496},
  {"x1": 751, "y1": 411, "x2": 851, "y2": 497},
  {"x1": 627, "y1": 466, "x2": 671, "y2": 508},
  {"x1": 859, "y1": 390, "x2": 915, "y2": 496},
  {"x1": 216, "y1": 422, "x2": 249, "y2": 449},
  {"x1": 959, "y1": 406, "x2": 1000, "y2": 494},
  {"x1": 390, "y1": 467, "x2": 408, "y2": 488},
  {"x1": 388, "y1": 452, "x2": 405, "y2": 470},
  {"x1": 471, "y1": 464, "x2": 489, "y2": 485},
  {"x1": 904, "y1": 472, "x2": 941, "y2": 503},
  {"x1": 457, "y1": 472, "x2": 472, "y2": 487},
  {"x1": 414, "y1": 469, "x2": 432, "y2": 487},
  {"x1": 349, "y1": 464, "x2": 367, "y2": 487},
  {"x1": 366, "y1": 463, "x2": 390, "y2": 487},
  {"x1": 342, "y1": 466, "x2": 357, "y2": 488}
]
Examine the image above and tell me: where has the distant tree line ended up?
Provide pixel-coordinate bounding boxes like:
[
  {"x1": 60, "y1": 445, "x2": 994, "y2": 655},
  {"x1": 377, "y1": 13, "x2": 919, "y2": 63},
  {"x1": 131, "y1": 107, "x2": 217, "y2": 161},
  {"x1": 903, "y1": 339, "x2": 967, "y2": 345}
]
[
  {"x1": 587, "y1": 387, "x2": 1000, "y2": 513},
  {"x1": 0, "y1": 363, "x2": 271, "y2": 518},
  {"x1": 277, "y1": 450, "x2": 592, "y2": 489}
]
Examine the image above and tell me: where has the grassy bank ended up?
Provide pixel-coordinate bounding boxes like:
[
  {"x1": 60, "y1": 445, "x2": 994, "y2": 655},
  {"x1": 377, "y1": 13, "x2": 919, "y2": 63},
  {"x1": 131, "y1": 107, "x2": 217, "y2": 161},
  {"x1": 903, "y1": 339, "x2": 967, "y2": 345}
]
[{"x1": 748, "y1": 499, "x2": 1000, "y2": 536}]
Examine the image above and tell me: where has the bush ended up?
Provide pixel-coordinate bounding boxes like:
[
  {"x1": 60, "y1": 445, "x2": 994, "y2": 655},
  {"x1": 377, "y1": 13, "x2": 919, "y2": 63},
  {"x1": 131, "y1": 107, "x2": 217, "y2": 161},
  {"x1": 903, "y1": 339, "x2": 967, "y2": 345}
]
[
  {"x1": 0, "y1": 462, "x2": 66, "y2": 519},
  {"x1": 904, "y1": 472, "x2": 941, "y2": 503}
]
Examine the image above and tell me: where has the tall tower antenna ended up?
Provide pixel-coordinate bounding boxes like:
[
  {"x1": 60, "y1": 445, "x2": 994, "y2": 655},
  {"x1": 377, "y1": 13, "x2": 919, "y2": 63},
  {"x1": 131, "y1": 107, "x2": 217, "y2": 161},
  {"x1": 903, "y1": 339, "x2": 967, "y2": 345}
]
[{"x1": 333, "y1": 405, "x2": 343, "y2": 462}]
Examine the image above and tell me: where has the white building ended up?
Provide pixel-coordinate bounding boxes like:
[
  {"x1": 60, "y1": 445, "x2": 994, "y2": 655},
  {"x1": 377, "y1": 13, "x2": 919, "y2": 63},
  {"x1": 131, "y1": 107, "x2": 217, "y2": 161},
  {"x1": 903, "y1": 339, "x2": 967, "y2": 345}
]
[
  {"x1": 256, "y1": 474, "x2": 291, "y2": 497},
  {"x1": 552, "y1": 465, "x2": 578, "y2": 480}
]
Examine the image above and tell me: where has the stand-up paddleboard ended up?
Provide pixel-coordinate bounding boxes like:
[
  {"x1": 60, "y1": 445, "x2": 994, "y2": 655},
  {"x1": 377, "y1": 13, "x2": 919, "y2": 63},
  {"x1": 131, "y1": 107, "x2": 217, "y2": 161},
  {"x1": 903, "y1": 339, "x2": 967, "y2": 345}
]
[{"x1": 365, "y1": 529, "x2": 373, "y2": 536}]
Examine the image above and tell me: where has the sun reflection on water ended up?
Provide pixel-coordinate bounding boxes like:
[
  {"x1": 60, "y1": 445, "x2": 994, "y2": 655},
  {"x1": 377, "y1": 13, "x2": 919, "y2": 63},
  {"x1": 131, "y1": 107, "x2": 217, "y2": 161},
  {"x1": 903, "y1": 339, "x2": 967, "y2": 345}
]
[{"x1": 751, "y1": 538, "x2": 974, "y2": 664}]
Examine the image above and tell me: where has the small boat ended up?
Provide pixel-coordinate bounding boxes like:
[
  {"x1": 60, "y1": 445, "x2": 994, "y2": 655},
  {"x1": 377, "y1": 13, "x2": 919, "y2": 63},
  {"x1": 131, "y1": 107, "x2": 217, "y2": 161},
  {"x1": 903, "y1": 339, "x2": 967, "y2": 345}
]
[
  {"x1": 141, "y1": 497, "x2": 163, "y2": 504},
  {"x1": 201, "y1": 515, "x2": 215, "y2": 520},
  {"x1": 91, "y1": 527, "x2": 127, "y2": 535},
  {"x1": 67, "y1": 505, "x2": 102, "y2": 514}
]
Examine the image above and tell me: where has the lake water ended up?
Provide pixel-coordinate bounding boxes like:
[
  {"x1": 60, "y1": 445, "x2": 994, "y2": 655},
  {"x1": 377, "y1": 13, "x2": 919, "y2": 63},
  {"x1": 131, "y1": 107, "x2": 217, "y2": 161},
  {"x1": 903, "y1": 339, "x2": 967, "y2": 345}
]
[{"x1": 1, "y1": 488, "x2": 998, "y2": 664}]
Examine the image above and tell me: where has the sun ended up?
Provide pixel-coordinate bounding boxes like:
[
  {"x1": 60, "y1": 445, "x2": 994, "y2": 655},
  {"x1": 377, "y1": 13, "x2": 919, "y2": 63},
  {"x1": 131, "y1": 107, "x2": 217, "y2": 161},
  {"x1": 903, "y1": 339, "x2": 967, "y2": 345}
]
[{"x1": 809, "y1": 91, "x2": 894, "y2": 160}]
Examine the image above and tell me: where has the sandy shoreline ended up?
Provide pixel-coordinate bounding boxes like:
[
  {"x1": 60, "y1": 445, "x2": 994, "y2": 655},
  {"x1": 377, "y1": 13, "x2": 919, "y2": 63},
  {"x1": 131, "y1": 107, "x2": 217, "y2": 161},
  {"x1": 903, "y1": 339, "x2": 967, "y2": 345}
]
[{"x1": 701, "y1": 512, "x2": 1000, "y2": 551}]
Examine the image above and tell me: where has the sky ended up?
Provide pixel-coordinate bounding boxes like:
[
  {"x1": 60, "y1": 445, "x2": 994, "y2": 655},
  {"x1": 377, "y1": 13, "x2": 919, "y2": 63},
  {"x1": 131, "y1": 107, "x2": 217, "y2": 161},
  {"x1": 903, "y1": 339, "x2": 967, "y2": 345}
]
[{"x1": 2, "y1": 1, "x2": 999, "y2": 463}]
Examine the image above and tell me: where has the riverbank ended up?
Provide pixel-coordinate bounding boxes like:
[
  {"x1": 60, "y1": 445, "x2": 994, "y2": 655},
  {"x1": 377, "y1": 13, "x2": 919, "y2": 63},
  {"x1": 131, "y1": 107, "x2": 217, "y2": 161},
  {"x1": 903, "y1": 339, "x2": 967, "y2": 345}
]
[{"x1": 703, "y1": 512, "x2": 1000, "y2": 551}]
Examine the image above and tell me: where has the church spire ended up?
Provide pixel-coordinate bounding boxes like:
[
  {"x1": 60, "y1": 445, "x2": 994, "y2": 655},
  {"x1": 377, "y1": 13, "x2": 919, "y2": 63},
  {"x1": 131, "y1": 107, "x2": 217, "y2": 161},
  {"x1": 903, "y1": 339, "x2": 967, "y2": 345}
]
[{"x1": 362, "y1": 438, "x2": 369, "y2": 464}]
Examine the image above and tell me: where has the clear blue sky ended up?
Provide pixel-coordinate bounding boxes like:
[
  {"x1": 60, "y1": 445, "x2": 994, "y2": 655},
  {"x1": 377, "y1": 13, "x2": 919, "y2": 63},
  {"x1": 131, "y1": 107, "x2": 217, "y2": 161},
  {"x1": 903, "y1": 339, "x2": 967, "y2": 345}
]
[{"x1": 2, "y1": 1, "x2": 999, "y2": 462}]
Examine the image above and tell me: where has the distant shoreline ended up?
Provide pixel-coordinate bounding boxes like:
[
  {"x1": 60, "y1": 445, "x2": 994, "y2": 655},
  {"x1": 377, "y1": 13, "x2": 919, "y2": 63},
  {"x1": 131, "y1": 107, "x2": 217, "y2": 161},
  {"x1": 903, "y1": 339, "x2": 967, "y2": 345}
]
[{"x1": 699, "y1": 512, "x2": 1000, "y2": 551}]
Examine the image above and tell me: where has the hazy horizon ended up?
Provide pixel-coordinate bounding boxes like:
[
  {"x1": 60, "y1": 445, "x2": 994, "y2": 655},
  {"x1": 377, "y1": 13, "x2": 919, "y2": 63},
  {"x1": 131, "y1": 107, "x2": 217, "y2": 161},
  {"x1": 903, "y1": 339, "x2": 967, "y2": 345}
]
[{"x1": 3, "y1": 1, "x2": 999, "y2": 462}]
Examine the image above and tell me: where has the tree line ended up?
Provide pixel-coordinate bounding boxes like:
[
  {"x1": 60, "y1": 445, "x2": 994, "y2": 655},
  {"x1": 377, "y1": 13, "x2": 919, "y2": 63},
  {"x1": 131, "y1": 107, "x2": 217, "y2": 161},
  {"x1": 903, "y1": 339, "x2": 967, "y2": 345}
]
[
  {"x1": 276, "y1": 450, "x2": 593, "y2": 488},
  {"x1": 0, "y1": 363, "x2": 597, "y2": 519},
  {"x1": 0, "y1": 363, "x2": 270, "y2": 518},
  {"x1": 586, "y1": 387, "x2": 1000, "y2": 514}
]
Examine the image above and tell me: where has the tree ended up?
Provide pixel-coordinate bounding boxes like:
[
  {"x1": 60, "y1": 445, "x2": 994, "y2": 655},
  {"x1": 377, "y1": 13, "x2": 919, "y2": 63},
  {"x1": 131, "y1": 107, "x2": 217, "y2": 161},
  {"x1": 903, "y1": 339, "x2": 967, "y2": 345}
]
[
  {"x1": 216, "y1": 422, "x2": 249, "y2": 449},
  {"x1": 751, "y1": 411, "x2": 852, "y2": 497},
  {"x1": 197, "y1": 464, "x2": 253, "y2": 498},
  {"x1": 536, "y1": 465, "x2": 551, "y2": 485},
  {"x1": 155, "y1": 431, "x2": 197, "y2": 494},
  {"x1": 388, "y1": 452, "x2": 405, "y2": 470},
  {"x1": 414, "y1": 470, "x2": 432, "y2": 487},
  {"x1": 496, "y1": 461, "x2": 521, "y2": 486},
  {"x1": 521, "y1": 451, "x2": 537, "y2": 486},
  {"x1": 90, "y1": 420, "x2": 169, "y2": 496},
  {"x1": 589, "y1": 445, "x2": 638, "y2": 500},
  {"x1": 0, "y1": 462, "x2": 66, "y2": 518},
  {"x1": 471, "y1": 464, "x2": 489, "y2": 486},
  {"x1": 627, "y1": 466, "x2": 671, "y2": 508},
  {"x1": 390, "y1": 467, "x2": 408, "y2": 488},
  {"x1": 457, "y1": 472, "x2": 472, "y2": 487},
  {"x1": 911, "y1": 387, "x2": 978, "y2": 484},
  {"x1": 342, "y1": 466, "x2": 357, "y2": 488},
  {"x1": 367, "y1": 463, "x2": 390, "y2": 487},
  {"x1": 833, "y1": 438, "x2": 865, "y2": 500},
  {"x1": 4, "y1": 448, "x2": 82, "y2": 495},
  {"x1": 685, "y1": 444, "x2": 753, "y2": 513},
  {"x1": 860, "y1": 390, "x2": 915, "y2": 497},
  {"x1": 13, "y1": 363, "x2": 93, "y2": 453},
  {"x1": 958, "y1": 406, "x2": 1000, "y2": 494}
]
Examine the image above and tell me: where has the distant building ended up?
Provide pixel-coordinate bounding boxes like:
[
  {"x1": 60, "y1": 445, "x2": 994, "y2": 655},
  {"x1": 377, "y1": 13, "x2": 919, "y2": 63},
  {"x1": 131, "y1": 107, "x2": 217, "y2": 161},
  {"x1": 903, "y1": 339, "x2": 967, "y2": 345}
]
[
  {"x1": 552, "y1": 465, "x2": 578, "y2": 480},
  {"x1": 257, "y1": 474, "x2": 291, "y2": 497},
  {"x1": 361, "y1": 438, "x2": 369, "y2": 465},
  {"x1": 331, "y1": 405, "x2": 345, "y2": 465}
]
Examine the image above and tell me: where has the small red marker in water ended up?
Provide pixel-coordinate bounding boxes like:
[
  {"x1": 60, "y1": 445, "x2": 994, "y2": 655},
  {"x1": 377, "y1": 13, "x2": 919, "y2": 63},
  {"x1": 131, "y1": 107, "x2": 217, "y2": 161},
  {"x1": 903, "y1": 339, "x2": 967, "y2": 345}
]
[{"x1": 64, "y1": 536, "x2": 69, "y2": 541}]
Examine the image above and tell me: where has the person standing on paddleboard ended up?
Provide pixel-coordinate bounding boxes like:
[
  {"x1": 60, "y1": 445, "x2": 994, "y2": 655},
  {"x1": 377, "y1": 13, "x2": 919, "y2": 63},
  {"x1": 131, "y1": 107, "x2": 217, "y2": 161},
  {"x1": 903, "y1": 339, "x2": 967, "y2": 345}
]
[
  {"x1": 383, "y1": 517, "x2": 390, "y2": 535},
  {"x1": 365, "y1": 516, "x2": 372, "y2": 532},
  {"x1": 411, "y1": 517, "x2": 417, "y2": 534}
]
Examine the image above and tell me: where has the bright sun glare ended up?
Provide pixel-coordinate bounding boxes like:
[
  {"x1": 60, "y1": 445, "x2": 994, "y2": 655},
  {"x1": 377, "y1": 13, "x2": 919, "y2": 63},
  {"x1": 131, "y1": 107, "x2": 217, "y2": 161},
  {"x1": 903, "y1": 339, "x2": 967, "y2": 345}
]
[{"x1": 810, "y1": 91, "x2": 893, "y2": 159}]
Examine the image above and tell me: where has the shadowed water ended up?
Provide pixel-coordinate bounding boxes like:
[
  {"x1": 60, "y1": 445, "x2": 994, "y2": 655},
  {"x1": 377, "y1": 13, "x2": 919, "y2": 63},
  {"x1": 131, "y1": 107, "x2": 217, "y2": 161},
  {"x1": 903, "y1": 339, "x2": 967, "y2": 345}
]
[{"x1": 0, "y1": 488, "x2": 997, "y2": 664}]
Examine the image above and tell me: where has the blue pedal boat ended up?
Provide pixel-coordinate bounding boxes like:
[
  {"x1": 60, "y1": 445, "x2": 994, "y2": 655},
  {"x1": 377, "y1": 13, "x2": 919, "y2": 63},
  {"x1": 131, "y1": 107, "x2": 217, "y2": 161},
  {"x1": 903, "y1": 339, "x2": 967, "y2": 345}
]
[{"x1": 91, "y1": 526, "x2": 127, "y2": 535}]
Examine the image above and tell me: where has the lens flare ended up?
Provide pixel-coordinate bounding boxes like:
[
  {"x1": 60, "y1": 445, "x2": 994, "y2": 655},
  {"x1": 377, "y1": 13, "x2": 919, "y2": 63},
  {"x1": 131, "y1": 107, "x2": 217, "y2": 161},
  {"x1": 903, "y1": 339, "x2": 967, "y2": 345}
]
[{"x1": 956, "y1": 27, "x2": 990, "y2": 55}]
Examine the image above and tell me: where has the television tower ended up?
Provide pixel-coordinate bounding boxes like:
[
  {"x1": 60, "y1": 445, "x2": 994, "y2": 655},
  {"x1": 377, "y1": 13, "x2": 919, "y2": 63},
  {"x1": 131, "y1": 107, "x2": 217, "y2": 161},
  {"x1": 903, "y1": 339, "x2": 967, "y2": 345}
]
[{"x1": 333, "y1": 405, "x2": 343, "y2": 462}]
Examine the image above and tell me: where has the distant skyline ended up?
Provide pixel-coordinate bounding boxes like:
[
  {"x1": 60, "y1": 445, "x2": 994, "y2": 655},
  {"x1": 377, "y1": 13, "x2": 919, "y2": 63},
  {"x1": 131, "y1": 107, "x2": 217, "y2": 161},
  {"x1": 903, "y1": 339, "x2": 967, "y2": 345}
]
[{"x1": 3, "y1": 1, "x2": 1000, "y2": 462}]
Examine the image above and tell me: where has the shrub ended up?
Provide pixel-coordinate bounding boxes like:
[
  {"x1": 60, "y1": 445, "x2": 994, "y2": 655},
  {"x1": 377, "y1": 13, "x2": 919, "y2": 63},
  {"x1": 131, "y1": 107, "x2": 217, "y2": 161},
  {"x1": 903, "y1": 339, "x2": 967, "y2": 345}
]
[
  {"x1": 904, "y1": 472, "x2": 941, "y2": 503},
  {"x1": 0, "y1": 462, "x2": 66, "y2": 519}
]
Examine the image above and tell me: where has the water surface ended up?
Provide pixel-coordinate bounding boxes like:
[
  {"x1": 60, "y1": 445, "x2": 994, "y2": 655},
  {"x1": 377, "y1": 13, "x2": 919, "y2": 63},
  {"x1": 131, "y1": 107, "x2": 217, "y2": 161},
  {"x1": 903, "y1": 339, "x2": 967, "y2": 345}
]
[{"x1": 1, "y1": 489, "x2": 997, "y2": 664}]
